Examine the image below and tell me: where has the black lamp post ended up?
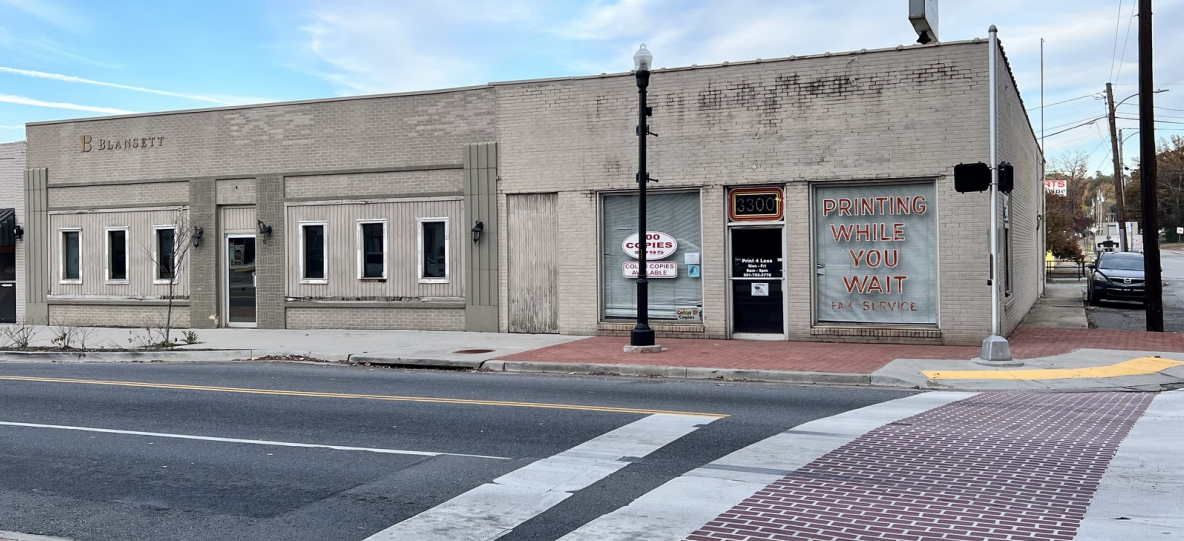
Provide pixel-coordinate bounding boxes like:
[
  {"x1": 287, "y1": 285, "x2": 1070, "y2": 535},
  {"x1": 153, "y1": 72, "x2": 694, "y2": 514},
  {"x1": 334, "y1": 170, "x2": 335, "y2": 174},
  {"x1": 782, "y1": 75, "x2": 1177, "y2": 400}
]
[{"x1": 631, "y1": 44, "x2": 656, "y2": 347}]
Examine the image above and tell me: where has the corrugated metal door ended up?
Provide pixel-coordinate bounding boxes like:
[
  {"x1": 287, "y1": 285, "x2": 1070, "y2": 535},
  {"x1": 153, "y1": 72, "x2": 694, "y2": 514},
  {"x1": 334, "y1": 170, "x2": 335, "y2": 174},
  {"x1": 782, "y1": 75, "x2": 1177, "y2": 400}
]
[{"x1": 508, "y1": 194, "x2": 558, "y2": 333}]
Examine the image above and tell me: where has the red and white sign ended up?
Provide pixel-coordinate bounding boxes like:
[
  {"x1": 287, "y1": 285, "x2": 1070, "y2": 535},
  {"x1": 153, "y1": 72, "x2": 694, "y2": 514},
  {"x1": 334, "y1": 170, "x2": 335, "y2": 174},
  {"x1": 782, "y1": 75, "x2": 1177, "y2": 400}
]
[
  {"x1": 622, "y1": 231, "x2": 678, "y2": 260},
  {"x1": 623, "y1": 261, "x2": 678, "y2": 278},
  {"x1": 1044, "y1": 179, "x2": 1067, "y2": 196}
]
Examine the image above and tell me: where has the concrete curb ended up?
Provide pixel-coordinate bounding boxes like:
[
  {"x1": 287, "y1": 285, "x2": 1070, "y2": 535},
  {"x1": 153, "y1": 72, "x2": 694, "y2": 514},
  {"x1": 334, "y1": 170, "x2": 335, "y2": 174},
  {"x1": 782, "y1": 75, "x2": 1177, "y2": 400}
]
[
  {"x1": 0, "y1": 349, "x2": 927, "y2": 388},
  {"x1": 0, "y1": 531, "x2": 75, "y2": 541},
  {"x1": 350, "y1": 356, "x2": 484, "y2": 369},
  {"x1": 482, "y1": 360, "x2": 909, "y2": 387},
  {"x1": 0, "y1": 349, "x2": 336, "y2": 363}
]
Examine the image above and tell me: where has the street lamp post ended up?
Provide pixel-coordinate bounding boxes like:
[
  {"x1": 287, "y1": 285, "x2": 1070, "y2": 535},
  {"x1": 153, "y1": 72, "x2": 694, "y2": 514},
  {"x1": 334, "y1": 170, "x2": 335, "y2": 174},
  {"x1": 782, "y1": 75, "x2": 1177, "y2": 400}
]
[{"x1": 631, "y1": 44, "x2": 656, "y2": 347}]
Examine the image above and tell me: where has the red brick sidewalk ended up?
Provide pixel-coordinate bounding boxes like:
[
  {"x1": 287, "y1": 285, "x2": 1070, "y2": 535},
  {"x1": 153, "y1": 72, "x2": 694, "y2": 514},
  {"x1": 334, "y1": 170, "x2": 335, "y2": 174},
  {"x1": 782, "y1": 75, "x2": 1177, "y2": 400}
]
[
  {"x1": 496, "y1": 327, "x2": 1184, "y2": 375},
  {"x1": 686, "y1": 392, "x2": 1153, "y2": 541}
]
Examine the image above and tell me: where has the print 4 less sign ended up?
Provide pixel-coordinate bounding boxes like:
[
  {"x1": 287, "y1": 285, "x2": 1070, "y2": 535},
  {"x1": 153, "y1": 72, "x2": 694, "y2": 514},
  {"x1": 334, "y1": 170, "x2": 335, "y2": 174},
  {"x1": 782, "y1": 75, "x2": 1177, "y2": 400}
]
[{"x1": 814, "y1": 183, "x2": 937, "y2": 325}]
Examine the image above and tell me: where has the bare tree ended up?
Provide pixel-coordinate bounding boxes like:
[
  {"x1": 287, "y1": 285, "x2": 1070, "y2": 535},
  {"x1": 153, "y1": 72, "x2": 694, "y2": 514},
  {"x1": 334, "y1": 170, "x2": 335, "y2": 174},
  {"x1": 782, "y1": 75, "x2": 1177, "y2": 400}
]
[{"x1": 142, "y1": 209, "x2": 209, "y2": 346}]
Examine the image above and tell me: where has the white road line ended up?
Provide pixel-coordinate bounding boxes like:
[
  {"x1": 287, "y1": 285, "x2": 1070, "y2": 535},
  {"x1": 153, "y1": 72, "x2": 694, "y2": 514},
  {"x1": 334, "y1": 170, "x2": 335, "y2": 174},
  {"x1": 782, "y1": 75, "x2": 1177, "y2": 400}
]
[
  {"x1": 364, "y1": 413, "x2": 714, "y2": 541},
  {"x1": 0, "y1": 421, "x2": 509, "y2": 460},
  {"x1": 557, "y1": 391, "x2": 978, "y2": 541},
  {"x1": 1074, "y1": 390, "x2": 1184, "y2": 540}
]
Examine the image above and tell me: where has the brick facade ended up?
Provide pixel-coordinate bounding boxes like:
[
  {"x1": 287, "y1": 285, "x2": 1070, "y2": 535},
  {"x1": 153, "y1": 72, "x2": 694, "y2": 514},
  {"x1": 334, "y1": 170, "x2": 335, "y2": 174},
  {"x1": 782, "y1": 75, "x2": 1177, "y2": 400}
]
[{"x1": 21, "y1": 40, "x2": 1041, "y2": 343}]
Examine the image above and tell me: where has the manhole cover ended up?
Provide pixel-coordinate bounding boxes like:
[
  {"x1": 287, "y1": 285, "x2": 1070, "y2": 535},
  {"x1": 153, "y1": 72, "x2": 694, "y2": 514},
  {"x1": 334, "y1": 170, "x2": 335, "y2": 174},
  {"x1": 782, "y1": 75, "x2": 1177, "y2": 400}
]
[{"x1": 454, "y1": 348, "x2": 494, "y2": 354}]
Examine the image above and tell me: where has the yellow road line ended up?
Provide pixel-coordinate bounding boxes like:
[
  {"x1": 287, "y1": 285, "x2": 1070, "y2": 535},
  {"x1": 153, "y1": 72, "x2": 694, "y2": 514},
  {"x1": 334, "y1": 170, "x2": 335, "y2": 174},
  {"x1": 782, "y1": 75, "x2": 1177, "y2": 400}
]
[
  {"x1": 0, "y1": 375, "x2": 728, "y2": 418},
  {"x1": 924, "y1": 356, "x2": 1184, "y2": 381}
]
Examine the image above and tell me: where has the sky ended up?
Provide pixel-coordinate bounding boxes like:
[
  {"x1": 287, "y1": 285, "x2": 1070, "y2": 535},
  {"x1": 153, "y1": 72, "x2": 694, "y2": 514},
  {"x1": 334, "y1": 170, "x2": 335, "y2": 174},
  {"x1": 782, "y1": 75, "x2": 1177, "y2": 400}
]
[{"x1": 1, "y1": 0, "x2": 1182, "y2": 176}]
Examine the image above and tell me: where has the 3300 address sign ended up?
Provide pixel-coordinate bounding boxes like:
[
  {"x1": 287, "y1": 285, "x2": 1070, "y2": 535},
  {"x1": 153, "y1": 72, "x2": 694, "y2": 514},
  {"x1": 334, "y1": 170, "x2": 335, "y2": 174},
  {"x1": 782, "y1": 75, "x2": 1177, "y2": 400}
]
[{"x1": 728, "y1": 187, "x2": 784, "y2": 221}]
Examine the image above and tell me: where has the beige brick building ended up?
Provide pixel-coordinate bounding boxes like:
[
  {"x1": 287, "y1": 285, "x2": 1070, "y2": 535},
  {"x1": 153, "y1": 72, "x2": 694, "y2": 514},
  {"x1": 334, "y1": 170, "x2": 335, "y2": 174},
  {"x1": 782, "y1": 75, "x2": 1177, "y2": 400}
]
[{"x1": 18, "y1": 39, "x2": 1042, "y2": 345}]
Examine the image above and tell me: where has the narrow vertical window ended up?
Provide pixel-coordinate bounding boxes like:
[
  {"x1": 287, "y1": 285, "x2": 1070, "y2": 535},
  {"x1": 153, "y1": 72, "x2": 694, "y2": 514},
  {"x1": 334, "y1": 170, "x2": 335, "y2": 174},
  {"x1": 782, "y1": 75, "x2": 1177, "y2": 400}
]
[
  {"x1": 156, "y1": 228, "x2": 176, "y2": 281},
  {"x1": 360, "y1": 222, "x2": 385, "y2": 279},
  {"x1": 302, "y1": 223, "x2": 326, "y2": 281},
  {"x1": 61, "y1": 230, "x2": 81, "y2": 282},
  {"x1": 419, "y1": 219, "x2": 448, "y2": 282},
  {"x1": 107, "y1": 228, "x2": 128, "y2": 281}
]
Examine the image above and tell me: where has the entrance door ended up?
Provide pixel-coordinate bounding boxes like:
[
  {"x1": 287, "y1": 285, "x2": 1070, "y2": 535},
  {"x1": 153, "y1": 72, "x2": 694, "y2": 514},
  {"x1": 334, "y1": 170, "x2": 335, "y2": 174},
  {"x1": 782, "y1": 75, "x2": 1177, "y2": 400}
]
[
  {"x1": 225, "y1": 235, "x2": 257, "y2": 327},
  {"x1": 730, "y1": 227, "x2": 785, "y2": 336},
  {"x1": 0, "y1": 244, "x2": 14, "y2": 324},
  {"x1": 507, "y1": 193, "x2": 559, "y2": 333}
]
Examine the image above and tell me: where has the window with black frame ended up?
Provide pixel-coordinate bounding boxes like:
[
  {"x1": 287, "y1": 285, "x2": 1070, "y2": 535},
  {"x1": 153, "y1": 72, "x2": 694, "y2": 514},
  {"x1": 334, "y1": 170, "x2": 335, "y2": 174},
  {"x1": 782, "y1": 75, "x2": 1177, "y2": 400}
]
[
  {"x1": 107, "y1": 228, "x2": 128, "y2": 281},
  {"x1": 421, "y1": 220, "x2": 446, "y2": 280},
  {"x1": 302, "y1": 224, "x2": 325, "y2": 281},
  {"x1": 62, "y1": 230, "x2": 81, "y2": 282},
  {"x1": 360, "y1": 222, "x2": 385, "y2": 279},
  {"x1": 156, "y1": 228, "x2": 175, "y2": 281}
]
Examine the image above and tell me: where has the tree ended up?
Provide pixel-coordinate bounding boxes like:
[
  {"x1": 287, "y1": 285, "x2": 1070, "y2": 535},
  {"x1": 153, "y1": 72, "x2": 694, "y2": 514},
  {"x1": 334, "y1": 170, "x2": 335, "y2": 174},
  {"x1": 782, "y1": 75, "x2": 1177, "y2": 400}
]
[
  {"x1": 1125, "y1": 135, "x2": 1184, "y2": 242},
  {"x1": 142, "y1": 210, "x2": 208, "y2": 346}
]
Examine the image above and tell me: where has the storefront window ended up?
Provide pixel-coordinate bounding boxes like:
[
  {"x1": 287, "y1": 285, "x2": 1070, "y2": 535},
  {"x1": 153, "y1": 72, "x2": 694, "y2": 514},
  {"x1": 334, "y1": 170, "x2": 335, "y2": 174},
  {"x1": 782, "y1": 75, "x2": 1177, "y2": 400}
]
[
  {"x1": 814, "y1": 182, "x2": 937, "y2": 325},
  {"x1": 601, "y1": 191, "x2": 702, "y2": 320}
]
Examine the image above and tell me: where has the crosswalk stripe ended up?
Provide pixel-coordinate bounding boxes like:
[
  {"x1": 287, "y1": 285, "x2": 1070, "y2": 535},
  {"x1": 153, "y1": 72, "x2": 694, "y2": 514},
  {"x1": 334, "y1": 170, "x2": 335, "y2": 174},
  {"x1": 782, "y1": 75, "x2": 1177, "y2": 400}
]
[
  {"x1": 1074, "y1": 390, "x2": 1184, "y2": 540},
  {"x1": 363, "y1": 413, "x2": 715, "y2": 541},
  {"x1": 556, "y1": 391, "x2": 977, "y2": 541}
]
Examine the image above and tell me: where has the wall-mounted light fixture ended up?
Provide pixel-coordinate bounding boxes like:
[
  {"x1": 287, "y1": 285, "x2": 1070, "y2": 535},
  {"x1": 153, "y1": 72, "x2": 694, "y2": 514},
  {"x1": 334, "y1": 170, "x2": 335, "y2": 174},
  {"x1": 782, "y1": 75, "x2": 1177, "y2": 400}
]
[
  {"x1": 192, "y1": 226, "x2": 204, "y2": 247},
  {"x1": 257, "y1": 220, "x2": 272, "y2": 243},
  {"x1": 13, "y1": 224, "x2": 23, "y2": 241},
  {"x1": 471, "y1": 220, "x2": 484, "y2": 243}
]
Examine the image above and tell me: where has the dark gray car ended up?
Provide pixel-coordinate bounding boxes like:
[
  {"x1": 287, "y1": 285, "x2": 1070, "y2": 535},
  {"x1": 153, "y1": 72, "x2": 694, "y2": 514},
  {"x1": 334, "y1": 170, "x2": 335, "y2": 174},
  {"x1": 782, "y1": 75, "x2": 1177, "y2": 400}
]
[{"x1": 1087, "y1": 252, "x2": 1145, "y2": 305}]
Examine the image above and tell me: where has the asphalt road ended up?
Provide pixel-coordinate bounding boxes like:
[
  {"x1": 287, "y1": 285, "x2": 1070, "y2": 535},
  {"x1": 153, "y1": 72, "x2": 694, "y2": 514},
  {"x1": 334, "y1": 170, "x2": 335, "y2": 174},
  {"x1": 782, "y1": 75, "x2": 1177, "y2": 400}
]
[
  {"x1": 1087, "y1": 249, "x2": 1184, "y2": 332},
  {"x1": 0, "y1": 362, "x2": 912, "y2": 541}
]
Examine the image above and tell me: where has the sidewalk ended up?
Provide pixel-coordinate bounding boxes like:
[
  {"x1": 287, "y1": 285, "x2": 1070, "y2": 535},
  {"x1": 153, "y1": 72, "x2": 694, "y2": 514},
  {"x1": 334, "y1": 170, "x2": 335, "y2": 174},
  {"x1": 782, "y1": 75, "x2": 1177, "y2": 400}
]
[{"x1": 2, "y1": 286, "x2": 1183, "y2": 391}]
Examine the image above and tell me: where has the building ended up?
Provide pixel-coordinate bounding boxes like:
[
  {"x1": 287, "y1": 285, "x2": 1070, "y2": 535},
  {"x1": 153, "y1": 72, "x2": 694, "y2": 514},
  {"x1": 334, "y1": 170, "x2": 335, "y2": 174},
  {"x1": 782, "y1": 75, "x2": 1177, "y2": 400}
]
[
  {"x1": 19, "y1": 38, "x2": 1043, "y2": 345},
  {"x1": 1, "y1": 141, "x2": 26, "y2": 324}
]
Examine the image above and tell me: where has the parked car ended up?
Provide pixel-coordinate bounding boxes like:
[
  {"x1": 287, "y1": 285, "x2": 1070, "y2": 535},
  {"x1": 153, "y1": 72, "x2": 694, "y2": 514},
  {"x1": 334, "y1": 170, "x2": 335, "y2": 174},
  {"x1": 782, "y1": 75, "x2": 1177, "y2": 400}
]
[{"x1": 1087, "y1": 252, "x2": 1145, "y2": 305}]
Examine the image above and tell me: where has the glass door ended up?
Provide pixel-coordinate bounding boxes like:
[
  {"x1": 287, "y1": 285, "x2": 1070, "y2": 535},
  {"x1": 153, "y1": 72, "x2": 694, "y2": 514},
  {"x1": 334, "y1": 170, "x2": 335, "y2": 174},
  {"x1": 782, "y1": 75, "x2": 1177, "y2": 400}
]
[
  {"x1": 225, "y1": 235, "x2": 257, "y2": 327},
  {"x1": 0, "y1": 243, "x2": 14, "y2": 324},
  {"x1": 729, "y1": 227, "x2": 785, "y2": 336}
]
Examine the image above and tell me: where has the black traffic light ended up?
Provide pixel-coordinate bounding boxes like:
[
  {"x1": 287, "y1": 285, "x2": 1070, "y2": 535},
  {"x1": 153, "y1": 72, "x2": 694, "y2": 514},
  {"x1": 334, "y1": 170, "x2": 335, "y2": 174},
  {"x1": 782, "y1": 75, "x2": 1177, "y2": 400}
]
[
  {"x1": 954, "y1": 162, "x2": 991, "y2": 193},
  {"x1": 998, "y1": 161, "x2": 1014, "y2": 193}
]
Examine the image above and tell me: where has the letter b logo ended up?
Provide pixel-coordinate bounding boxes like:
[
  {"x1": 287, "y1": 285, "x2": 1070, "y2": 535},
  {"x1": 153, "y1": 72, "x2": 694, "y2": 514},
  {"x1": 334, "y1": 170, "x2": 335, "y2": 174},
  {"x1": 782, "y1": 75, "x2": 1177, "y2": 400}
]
[{"x1": 80, "y1": 135, "x2": 92, "y2": 153}]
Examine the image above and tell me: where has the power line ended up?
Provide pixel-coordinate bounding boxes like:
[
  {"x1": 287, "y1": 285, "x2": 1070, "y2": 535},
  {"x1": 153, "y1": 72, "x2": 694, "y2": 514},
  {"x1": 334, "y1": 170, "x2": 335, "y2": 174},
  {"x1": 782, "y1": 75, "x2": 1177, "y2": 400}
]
[
  {"x1": 1043, "y1": 116, "x2": 1107, "y2": 137},
  {"x1": 1109, "y1": 0, "x2": 1125, "y2": 83},
  {"x1": 1026, "y1": 93, "x2": 1101, "y2": 111},
  {"x1": 1116, "y1": 116, "x2": 1184, "y2": 125},
  {"x1": 1114, "y1": 6, "x2": 1138, "y2": 83}
]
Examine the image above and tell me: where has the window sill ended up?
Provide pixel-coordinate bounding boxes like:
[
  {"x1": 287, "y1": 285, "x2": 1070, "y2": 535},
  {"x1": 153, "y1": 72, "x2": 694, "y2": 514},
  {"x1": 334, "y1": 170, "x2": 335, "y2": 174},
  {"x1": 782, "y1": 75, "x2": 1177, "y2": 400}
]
[
  {"x1": 105, "y1": 280, "x2": 130, "y2": 285},
  {"x1": 59, "y1": 280, "x2": 82, "y2": 285},
  {"x1": 418, "y1": 278, "x2": 450, "y2": 284},
  {"x1": 300, "y1": 279, "x2": 329, "y2": 285}
]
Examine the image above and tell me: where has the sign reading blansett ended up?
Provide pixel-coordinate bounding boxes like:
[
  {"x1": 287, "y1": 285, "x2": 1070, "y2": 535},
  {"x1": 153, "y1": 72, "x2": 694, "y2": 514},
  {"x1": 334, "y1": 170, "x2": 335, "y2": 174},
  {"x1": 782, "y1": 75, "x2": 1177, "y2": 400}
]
[
  {"x1": 622, "y1": 231, "x2": 678, "y2": 260},
  {"x1": 81, "y1": 135, "x2": 164, "y2": 152},
  {"x1": 814, "y1": 183, "x2": 937, "y2": 325}
]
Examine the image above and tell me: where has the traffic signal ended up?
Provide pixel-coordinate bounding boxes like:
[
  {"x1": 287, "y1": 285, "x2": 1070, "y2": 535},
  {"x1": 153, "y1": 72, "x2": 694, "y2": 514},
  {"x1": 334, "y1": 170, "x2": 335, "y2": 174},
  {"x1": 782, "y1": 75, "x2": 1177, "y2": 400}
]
[
  {"x1": 954, "y1": 162, "x2": 991, "y2": 193},
  {"x1": 998, "y1": 161, "x2": 1014, "y2": 193}
]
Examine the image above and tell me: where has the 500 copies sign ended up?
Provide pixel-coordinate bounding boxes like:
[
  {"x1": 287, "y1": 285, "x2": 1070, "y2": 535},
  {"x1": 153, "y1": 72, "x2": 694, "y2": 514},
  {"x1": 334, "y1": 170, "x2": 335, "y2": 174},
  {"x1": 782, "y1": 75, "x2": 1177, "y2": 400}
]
[
  {"x1": 622, "y1": 231, "x2": 678, "y2": 260},
  {"x1": 622, "y1": 231, "x2": 678, "y2": 279}
]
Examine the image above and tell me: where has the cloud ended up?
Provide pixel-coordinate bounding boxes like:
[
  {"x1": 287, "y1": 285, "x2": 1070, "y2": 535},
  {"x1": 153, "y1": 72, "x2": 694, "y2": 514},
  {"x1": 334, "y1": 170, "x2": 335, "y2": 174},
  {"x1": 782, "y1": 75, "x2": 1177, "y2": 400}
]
[
  {"x1": 0, "y1": 124, "x2": 24, "y2": 130},
  {"x1": 0, "y1": 66, "x2": 264, "y2": 105},
  {"x1": 0, "y1": 0, "x2": 88, "y2": 33},
  {"x1": 0, "y1": 94, "x2": 136, "y2": 115}
]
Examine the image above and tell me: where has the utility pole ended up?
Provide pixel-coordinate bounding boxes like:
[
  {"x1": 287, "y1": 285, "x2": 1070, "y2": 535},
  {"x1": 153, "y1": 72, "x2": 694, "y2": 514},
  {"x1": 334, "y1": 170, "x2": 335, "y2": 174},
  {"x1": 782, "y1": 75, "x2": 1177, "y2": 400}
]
[
  {"x1": 1106, "y1": 82, "x2": 1129, "y2": 251},
  {"x1": 1139, "y1": 0, "x2": 1164, "y2": 331}
]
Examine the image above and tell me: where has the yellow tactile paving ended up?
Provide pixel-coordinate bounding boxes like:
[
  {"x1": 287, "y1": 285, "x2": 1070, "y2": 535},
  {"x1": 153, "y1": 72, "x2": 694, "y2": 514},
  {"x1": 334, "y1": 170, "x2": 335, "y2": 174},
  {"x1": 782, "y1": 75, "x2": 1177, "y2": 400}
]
[{"x1": 924, "y1": 356, "x2": 1184, "y2": 381}]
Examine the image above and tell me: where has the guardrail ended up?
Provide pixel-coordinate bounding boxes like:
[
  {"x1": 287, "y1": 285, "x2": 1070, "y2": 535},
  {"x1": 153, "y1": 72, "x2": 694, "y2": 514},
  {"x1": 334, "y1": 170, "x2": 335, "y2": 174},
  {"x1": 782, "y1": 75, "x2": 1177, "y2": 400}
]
[{"x1": 1045, "y1": 260, "x2": 1086, "y2": 281}]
